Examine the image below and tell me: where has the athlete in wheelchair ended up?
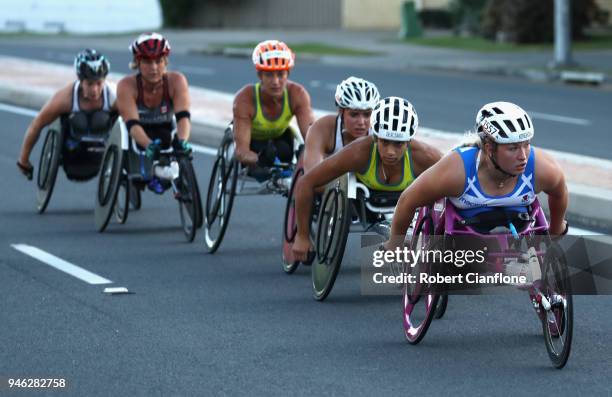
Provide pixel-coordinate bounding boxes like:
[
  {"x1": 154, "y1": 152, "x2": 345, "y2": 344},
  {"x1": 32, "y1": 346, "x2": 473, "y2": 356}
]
[
  {"x1": 282, "y1": 76, "x2": 380, "y2": 274},
  {"x1": 384, "y1": 101, "x2": 572, "y2": 368},
  {"x1": 17, "y1": 49, "x2": 116, "y2": 213},
  {"x1": 292, "y1": 97, "x2": 442, "y2": 300},
  {"x1": 94, "y1": 33, "x2": 202, "y2": 242},
  {"x1": 203, "y1": 40, "x2": 314, "y2": 253}
]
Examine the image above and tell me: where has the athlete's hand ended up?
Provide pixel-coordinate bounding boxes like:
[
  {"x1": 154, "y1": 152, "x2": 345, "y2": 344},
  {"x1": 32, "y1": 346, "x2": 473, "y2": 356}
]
[
  {"x1": 238, "y1": 150, "x2": 259, "y2": 167},
  {"x1": 292, "y1": 234, "x2": 312, "y2": 263},
  {"x1": 17, "y1": 160, "x2": 34, "y2": 181}
]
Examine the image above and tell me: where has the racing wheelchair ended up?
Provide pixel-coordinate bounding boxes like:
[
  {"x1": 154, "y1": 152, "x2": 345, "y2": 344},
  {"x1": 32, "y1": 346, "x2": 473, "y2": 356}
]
[
  {"x1": 204, "y1": 124, "x2": 303, "y2": 253},
  {"x1": 403, "y1": 198, "x2": 573, "y2": 369},
  {"x1": 36, "y1": 116, "x2": 114, "y2": 213},
  {"x1": 284, "y1": 171, "x2": 412, "y2": 301},
  {"x1": 94, "y1": 118, "x2": 203, "y2": 241}
]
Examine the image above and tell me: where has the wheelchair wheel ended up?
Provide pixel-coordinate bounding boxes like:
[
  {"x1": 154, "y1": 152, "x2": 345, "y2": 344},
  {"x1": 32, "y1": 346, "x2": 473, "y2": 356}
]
[
  {"x1": 204, "y1": 137, "x2": 238, "y2": 253},
  {"x1": 281, "y1": 160, "x2": 305, "y2": 274},
  {"x1": 177, "y1": 158, "x2": 201, "y2": 243},
  {"x1": 114, "y1": 172, "x2": 130, "y2": 224},
  {"x1": 311, "y1": 175, "x2": 351, "y2": 301},
  {"x1": 540, "y1": 241, "x2": 573, "y2": 369},
  {"x1": 36, "y1": 125, "x2": 62, "y2": 214},
  {"x1": 94, "y1": 144, "x2": 123, "y2": 232},
  {"x1": 129, "y1": 181, "x2": 141, "y2": 210},
  {"x1": 434, "y1": 294, "x2": 448, "y2": 319},
  {"x1": 403, "y1": 210, "x2": 440, "y2": 344}
]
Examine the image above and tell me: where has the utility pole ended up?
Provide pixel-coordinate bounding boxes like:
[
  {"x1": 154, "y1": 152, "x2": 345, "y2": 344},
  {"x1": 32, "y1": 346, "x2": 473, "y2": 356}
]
[{"x1": 554, "y1": 0, "x2": 572, "y2": 67}]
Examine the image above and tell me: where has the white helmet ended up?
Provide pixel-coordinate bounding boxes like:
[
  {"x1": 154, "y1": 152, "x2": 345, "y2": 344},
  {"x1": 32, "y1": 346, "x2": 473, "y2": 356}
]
[
  {"x1": 334, "y1": 76, "x2": 380, "y2": 110},
  {"x1": 371, "y1": 97, "x2": 418, "y2": 141},
  {"x1": 476, "y1": 101, "x2": 534, "y2": 144}
]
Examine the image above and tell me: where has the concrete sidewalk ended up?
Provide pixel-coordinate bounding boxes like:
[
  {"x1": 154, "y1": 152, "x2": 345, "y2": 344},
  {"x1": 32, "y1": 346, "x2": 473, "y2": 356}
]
[
  {"x1": 1, "y1": 55, "x2": 611, "y2": 231},
  {"x1": 3, "y1": 28, "x2": 611, "y2": 85}
]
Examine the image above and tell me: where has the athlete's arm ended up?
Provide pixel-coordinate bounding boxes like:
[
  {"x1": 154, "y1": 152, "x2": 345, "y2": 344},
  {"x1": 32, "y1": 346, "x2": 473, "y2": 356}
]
[
  {"x1": 169, "y1": 72, "x2": 191, "y2": 141},
  {"x1": 534, "y1": 148, "x2": 568, "y2": 235},
  {"x1": 409, "y1": 139, "x2": 444, "y2": 177},
  {"x1": 117, "y1": 76, "x2": 151, "y2": 148},
  {"x1": 18, "y1": 84, "x2": 72, "y2": 167},
  {"x1": 232, "y1": 86, "x2": 258, "y2": 166},
  {"x1": 302, "y1": 115, "x2": 336, "y2": 173},
  {"x1": 387, "y1": 151, "x2": 465, "y2": 249},
  {"x1": 288, "y1": 82, "x2": 314, "y2": 140}
]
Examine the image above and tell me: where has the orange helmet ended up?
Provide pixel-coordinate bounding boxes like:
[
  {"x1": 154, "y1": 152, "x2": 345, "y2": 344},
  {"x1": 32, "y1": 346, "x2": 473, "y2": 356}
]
[{"x1": 252, "y1": 40, "x2": 295, "y2": 71}]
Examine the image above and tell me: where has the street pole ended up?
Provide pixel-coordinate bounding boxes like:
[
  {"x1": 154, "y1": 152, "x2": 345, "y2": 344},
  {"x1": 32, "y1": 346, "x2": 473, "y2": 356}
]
[{"x1": 554, "y1": 0, "x2": 572, "y2": 67}]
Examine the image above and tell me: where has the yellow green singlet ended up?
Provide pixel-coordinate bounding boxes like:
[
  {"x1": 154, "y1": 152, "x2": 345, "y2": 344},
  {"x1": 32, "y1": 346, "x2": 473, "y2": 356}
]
[
  {"x1": 355, "y1": 142, "x2": 415, "y2": 191},
  {"x1": 251, "y1": 82, "x2": 294, "y2": 140}
]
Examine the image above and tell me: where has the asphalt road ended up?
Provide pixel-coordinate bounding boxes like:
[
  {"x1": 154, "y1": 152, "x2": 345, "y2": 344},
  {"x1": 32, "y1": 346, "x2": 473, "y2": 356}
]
[
  {"x1": 2, "y1": 108, "x2": 612, "y2": 396},
  {"x1": 1, "y1": 40, "x2": 611, "y2": 160}
]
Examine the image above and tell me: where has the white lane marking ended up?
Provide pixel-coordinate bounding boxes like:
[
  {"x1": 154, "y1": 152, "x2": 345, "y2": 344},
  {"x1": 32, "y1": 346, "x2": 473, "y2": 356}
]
[
  {"x1": 11, "y1": 244, "x2": 113, "y2": 285},
  {"x1": 178, "y1": 65, "x2": 216, "y2": 75},
  {"x1": 568, "y1": 226, "x2": 602, "y2": 236},
  {"x1": 528, "y1": 111, "x2": 591, "y2": 126},
  {"x1": 0, "y1": 102, "x2": 38, "y2": 117},
  {"x1": 310, "y1": 80, "x2": 322, "y2": 88},
  {"x1": 191, "y1": 143, "x2": 217, "y2": 156}
]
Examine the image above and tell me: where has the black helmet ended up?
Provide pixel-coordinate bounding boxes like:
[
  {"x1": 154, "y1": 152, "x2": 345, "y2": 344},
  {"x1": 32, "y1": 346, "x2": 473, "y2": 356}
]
[{"x1": 74, "y1": 49, "x2": 110, "y2": 80}]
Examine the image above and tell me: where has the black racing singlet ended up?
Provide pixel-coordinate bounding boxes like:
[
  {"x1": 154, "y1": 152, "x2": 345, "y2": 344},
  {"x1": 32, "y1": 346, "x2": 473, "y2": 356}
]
[
  {"x1": 67, "y1": 80, "x2": 114, "y2": 137},
  {"x1": 136, "y1": 74, "x2": 174, "y2": 148}
]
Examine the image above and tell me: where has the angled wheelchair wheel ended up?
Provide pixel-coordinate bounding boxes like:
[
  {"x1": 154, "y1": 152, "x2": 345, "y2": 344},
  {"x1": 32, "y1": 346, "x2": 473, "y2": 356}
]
[
  {"x1": 403, "y1": 210, "x2": 440, "y2": 344},
  {"x1": 540, "y1": 240, "x2": 573, "y2": 369},
  {"x1": 114, "y1": 170, "x2": 130, "y2": 224},
  {"x1": 434, "y1": 294, "x2": 448, "y2": 319},
  {"x1": 94, "y1": 143, "x2": 123, "y2": 232},
  {"x1": 204, "y1": 136, "x2": 238, "y2": 253},
  {"x1": 311, "y1": 175, "x2": 351, "y2": 301},
  {"x1": 36, "y1": 123, "x2": 63, "y2": 214},
  {"x1": 281, "y1": 158, "x2": 305, "y2": 274},
  {"x1": 177, "y1": 158, "x2": 201, "y2": 243},
  {"x1": 129, "y1": 181, "x2": 141, "y2": 210}
]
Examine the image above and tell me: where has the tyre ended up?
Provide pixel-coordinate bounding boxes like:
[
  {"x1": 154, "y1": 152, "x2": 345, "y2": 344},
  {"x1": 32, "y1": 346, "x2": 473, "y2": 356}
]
[
  {"x1": 36, "y1": 127, "x2": 62, "y2": 214},
  {"x1": 114, "y1": 172, "x2": 130, "y2": 224},
  {"x1": 540, "y1": 241, "x2": 573, "y2": 369},
  {"x1": 403, "y1": 210, "x2": 440, "y2": 344},
  {"x1": 204, "y1": 137, "x2": 238, "y2": 253},
  {"x1": 311, "y1": 175, "x2": 351, "y2": 301},
  {"x1": 281, "y1": 162, "x2": 304, "y2": 274},
  {"x1": 178, "y1": 158, "x2": 201, "y2": 243}
]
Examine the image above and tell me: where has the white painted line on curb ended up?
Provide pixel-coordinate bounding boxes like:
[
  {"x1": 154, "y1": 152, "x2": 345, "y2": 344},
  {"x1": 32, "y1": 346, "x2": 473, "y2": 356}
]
[
  {"x1": 528, "y1": 111, "x2": 591, "y2": 126},
  {"x1": 178, "y1": 65, "x2": 216, "y2": 75},
  {"x1": 0, "y1": 102, "x2": 38, "y2": 117},
  {"x1": 568, "y1": 226, "x2": 603, "y2": 236},
  {"x1": 192, "y1": 143, "x2": 217, "y2": 156},
  {"x1": 11, "y1": 244, "x2": 113, "y2": 285}
]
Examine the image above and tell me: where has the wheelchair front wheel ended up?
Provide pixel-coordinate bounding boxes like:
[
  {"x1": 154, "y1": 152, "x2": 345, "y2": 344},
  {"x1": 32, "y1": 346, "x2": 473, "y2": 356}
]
[
  {"x1": 311, "y1": 176, "x2": 351, "y2": 301},
  {"x1": 204, "y1": 139, "x2": 238, "y2": 253},
  {"x1": 36, "y1": 127, "x2": 62, "y2": 214},
  {"x1": 177, "y1": 158, "x2": 201, "y2": 243},
  {"x1": 403, "y1": 210, "x2": 440, "y2": 344},
  {"x1": 540, "y1": 241, "x2": 573, "y2": 369}
]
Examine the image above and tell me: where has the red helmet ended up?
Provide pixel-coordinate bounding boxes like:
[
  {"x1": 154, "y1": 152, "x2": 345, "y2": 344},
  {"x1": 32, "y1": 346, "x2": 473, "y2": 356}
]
[
  {"x1": 252, "y1": 40, "x2": 294, "y2": 71},
  {"x1": 130, "y1": 32, "x2": 171, "y2": 59}
]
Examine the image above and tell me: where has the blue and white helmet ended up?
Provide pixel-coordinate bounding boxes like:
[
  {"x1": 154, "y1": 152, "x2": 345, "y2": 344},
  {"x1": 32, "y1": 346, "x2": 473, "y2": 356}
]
[
  {"x1": 476, "y1": 101, "x2": 534, "y2": 144},
  {"x1": 74, "y1": 48, "x2": 110, "y2": 80},
  {"x1": 334, "y1": 76, "x2": 380, "y2": 110},
  {"x1": 371, "y1": 97, "x2": 418, "y2": 141}
]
